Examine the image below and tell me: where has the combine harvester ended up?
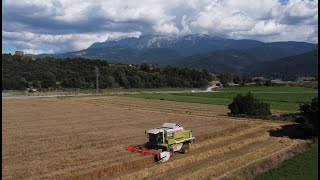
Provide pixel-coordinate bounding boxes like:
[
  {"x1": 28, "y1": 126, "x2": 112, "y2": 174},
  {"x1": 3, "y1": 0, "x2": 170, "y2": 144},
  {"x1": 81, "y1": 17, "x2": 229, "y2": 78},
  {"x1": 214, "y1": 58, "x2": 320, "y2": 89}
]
[{"x1": 127, "y1": 123, "x2": 195, "y2": 163}]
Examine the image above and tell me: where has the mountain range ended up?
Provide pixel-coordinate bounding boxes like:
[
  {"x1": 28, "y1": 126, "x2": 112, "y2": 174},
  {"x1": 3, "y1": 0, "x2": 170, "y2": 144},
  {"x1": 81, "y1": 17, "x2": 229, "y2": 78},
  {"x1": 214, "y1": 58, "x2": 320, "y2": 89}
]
[
  {"x1": 37, "y1": 34, "x2": 318, "y2": 77},
  {"x1": 248, "y1": 50, "x2": 318, "y2": 80}
]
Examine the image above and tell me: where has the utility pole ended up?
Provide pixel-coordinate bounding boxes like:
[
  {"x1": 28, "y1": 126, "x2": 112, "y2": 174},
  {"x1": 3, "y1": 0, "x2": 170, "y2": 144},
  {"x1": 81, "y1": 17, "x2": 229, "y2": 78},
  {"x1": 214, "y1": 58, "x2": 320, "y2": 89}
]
[{"x1": 95, "y1": 66, "x2": 99, "y2": 94}]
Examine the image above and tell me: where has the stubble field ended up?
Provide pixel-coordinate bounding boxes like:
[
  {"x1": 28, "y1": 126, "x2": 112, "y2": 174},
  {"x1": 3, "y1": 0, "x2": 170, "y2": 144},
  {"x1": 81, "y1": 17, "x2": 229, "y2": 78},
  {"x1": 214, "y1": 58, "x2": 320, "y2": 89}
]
[{"x1": 2, "y1": 96, "x2": 312, "y2": 179}]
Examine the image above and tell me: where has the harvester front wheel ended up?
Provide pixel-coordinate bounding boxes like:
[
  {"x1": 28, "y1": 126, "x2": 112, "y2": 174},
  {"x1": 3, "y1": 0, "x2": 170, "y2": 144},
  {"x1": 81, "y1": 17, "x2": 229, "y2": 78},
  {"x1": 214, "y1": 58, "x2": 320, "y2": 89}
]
[
  {"x1": 182, "y1": 146, "x2": 189, "y2": 154},
  {"x1": 169, "y1": 148, "x2": 174, "y2": 157}
]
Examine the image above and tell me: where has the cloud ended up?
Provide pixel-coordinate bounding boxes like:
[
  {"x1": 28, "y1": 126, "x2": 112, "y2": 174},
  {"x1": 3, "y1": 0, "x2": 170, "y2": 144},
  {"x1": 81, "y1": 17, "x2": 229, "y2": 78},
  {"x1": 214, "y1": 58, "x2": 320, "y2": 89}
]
[
  {"x1": 2, "y1": 0, "x2": 318, "y2": 54},
  {"x1": 24, "y1": 49, "x2": 55, "y2": 55},
  {"x1": 2, "y1": 31, "x2": 141, "y2": 54},
  {"x1": 280, "y1": 0, "x2": 318, "y2": 25}
]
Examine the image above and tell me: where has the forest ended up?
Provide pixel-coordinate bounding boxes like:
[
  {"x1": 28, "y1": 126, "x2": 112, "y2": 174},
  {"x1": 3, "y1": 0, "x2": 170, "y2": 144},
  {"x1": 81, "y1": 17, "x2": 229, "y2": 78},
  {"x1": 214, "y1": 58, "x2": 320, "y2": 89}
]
[{"x1": 2, "y1": 54, "x2": 213, "y2": 90}]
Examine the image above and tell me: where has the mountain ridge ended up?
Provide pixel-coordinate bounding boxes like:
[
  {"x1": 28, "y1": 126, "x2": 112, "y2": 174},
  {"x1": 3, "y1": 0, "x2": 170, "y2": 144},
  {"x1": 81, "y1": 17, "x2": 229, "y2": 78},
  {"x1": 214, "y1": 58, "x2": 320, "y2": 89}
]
[
  {"x1": 36, "y1": 34, "x2": 318, "y2": 75},
  {"x1": 247, "y1": 50, "x2": 318, "y2": 80}
]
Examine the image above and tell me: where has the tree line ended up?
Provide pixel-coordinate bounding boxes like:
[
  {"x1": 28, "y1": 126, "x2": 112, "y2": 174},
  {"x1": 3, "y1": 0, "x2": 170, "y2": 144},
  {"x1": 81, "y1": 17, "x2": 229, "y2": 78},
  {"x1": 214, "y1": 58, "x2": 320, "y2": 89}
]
[
  {"x1": 2, "y1": 54, "x2": 213, "y2": 90},
  {"x1": 228, "y1": 92, "x2": 318, "y2": 136}
]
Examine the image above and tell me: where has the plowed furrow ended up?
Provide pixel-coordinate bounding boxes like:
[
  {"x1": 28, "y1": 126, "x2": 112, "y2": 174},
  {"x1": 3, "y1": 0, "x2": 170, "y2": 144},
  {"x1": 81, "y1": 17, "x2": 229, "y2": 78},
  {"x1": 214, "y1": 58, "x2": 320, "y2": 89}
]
[
  {"x1": 180, "y1": 141, "x2": 297, "y2": 179},
  {"x1": 114, "y1": 131, "x2": 273, "y2": 179},
  {"x1": 150, "y1": 138, "x2": 277, "y2": 180},
  {"x1": 33, "y1": 124, "x2": 256, "y2": 179},
  {"x1": 3, "y1": 96, "x2": 308, "y2": 180}
]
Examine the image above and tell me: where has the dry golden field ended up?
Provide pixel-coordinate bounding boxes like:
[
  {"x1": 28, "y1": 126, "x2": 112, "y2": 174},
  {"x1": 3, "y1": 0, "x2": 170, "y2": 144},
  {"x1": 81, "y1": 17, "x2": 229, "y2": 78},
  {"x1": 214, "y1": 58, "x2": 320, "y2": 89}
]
[{"x1": 2, "y1": 96, "x2": 312, "y2": 179}]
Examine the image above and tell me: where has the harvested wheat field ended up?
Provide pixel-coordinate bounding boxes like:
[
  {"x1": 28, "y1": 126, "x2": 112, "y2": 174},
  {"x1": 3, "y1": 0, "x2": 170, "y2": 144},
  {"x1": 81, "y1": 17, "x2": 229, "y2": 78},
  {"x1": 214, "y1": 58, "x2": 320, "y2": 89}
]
[{"x1": 2, "y1": 96, "x2": 313, "y2": 180}]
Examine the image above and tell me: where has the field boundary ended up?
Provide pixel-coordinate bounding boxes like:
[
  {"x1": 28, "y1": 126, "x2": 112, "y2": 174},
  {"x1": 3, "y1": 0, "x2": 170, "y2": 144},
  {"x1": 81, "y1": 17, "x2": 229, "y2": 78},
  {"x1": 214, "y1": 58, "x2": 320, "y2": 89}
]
[{"x1": 218, "y1": 141, "x2": 313, "y2": 180}]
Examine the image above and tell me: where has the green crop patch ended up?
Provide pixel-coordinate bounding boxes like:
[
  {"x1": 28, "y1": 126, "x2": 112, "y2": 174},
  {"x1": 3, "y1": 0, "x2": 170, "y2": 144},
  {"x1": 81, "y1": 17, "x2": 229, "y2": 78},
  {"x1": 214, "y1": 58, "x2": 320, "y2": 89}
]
[
  {"x1": 129, "y1": 86, "x2": 317, "y2": 111},
  {"x1": 254, "y1": 145, "x2": 318, "y2": 180}
]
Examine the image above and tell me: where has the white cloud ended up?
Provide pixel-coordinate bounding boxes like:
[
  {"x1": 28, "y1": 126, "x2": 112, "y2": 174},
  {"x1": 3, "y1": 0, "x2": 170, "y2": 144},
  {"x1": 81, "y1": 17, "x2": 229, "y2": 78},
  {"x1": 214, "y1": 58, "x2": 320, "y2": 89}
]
[
  {"x1": 181, "y1": 15, "x2": 191, "y2": 35},
  {"x1": 24, "y1": 49, "x2": 55, "y2": 55},
  {"x1": 2, "y1": 31, "x2": 141, "y2": 53},
  {"x1": 280, "y1": 0, "x2": 318, "y2": 24},
  {"x1": 2, "y1": 0, "x2": 318, "y2": 54},
  {"x1": 245, "y1": 21, "x2": 285, "y2": 36}
]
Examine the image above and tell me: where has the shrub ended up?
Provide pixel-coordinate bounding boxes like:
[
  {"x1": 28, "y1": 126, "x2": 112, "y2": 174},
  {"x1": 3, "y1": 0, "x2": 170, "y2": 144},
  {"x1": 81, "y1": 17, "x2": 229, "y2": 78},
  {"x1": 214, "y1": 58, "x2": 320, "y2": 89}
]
[
  {"x1": 299, "y1": 97, "x2": 318, "y2": 133},
  {"x1": 279, "y1": 113, "x2": 301, "y2": 121},
  {"x1": 264, "y1": 80, "x2": 272, "y2": 86},
  {"x1": 228, "y1": 92, "x2": 271, "y2": 116}
]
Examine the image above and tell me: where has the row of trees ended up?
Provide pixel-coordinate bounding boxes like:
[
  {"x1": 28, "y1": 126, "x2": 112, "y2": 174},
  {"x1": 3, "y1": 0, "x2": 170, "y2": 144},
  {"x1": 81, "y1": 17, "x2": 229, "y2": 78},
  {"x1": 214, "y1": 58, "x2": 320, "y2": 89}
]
[
  {"x1": 217, "y1": 73, "x2": 282, "y2": 87},
  {"x1": 2, "y1": 54, "x2": 213, "y2": 90},
  {"x1": 217, "y1": 73, "x2": 253, "y2": 87},
  {"x1": 228, "y1": 92, "x2": 318, "y2": 135}
]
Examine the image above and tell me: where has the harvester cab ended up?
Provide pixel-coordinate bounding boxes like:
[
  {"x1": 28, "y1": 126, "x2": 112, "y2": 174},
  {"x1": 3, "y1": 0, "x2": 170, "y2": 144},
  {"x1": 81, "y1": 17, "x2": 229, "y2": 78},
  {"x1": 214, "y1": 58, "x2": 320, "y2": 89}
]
[{"x1": 127, "y1": 123, "x2": 195, "y2": 163}]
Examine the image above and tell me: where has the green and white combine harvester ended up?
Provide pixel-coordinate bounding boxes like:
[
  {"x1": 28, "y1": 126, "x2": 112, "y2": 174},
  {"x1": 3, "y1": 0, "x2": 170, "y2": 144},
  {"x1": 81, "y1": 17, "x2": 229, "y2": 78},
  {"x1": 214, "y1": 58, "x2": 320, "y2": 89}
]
[{"x1": 127, "y1": 123, "x2": 195, "y2": 163}]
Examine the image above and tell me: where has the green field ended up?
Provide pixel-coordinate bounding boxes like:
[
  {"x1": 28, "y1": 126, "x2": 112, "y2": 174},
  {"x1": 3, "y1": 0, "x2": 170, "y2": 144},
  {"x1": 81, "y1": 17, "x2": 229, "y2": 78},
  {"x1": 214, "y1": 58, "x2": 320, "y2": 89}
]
[
  {"x1": 254, "y1": 145, "x2": 318, "y2": 180},
  {"x1": 2, "y1": 87, "x2": 192, "y2": 96},
  {"x1": 130, "y1": 86, "x2": 318, "y2": 111},
  {"x1": 79, "y1": 87, "x2": 192, "y2": 94}
]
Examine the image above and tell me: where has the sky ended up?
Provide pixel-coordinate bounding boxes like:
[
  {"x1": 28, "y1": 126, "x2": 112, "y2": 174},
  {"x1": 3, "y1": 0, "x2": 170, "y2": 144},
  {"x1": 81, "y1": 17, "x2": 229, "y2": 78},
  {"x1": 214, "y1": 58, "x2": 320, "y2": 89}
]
[{"x1": 2, "y1": 0, "x2": 318, "y2": 54}]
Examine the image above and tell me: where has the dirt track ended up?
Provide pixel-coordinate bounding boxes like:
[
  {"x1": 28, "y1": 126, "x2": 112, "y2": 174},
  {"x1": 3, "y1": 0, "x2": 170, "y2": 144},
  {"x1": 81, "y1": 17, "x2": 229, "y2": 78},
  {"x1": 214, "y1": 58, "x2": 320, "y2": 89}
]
[{"x1": 2, "y1": 96, "x2": 311, "y2": 179}]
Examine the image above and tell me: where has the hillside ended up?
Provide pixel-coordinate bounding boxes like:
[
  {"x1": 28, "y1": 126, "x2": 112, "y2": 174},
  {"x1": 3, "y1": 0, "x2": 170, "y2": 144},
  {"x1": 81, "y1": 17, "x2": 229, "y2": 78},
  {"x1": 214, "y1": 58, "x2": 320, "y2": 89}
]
[
  {"x1": 248, "y1": 50, "x2": 318, "y2": 80},
  {"x1": 38, "y1": 34, "x2": 318, "y2": 66},
  {"x1": 88, "y1": 34, "x2": 265, "y2": 56},
  {"x1": 170, "y1": 49, "x2": 259, "y2": 74},
  {"x1": 37, "y1": 47, "x2": 181, "y2": 64}
]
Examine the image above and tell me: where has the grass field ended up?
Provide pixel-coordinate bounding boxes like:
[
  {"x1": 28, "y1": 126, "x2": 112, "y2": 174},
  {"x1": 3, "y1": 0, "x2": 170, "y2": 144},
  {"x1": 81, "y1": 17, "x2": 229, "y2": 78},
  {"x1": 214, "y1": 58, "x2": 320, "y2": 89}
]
[
  {"x1": 79, "y1": 87, "x2": 193, "y2": 94},
  {"x1": 130, "y1": 86, "x2": 318, "y2": 111},
  {"x1": 2, "y1": 87, "x2": 193, "y2": 96},
  {"x1": 255, "y1": 144, "x2": 318, "y2": 180}
]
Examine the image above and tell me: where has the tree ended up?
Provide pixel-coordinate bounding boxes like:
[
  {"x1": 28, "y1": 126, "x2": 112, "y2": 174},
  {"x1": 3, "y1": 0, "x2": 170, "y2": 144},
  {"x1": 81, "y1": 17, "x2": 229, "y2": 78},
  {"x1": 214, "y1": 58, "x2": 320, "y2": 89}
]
[
  {"x1": 128, "y1": 75, "x2": 143, "y2": 88},
  {"x1": 32, "y1": 81, "x2": 40, "y2": 88},
  {"x1": 61, "y1": 77, "x2": 81, "y2": 88},
  {"x1": 233, "y1": 75, "x2": 241, "y2": 84},
  {"x1": 242, "y1": 75, "x2": 252, "y2": 83},
  {"x1": 106, "y1": 76, "x2": 116, "y2": 88},
  {"x1": 299, "y1": 97, "x2": 318, "y2": 133},
  {"x1": 254, "y1": 78, "x2": 263, "y2": 86},
  {"x1": 264, "y1": 80, "x2": 272, "y2": 86},
  {"x1": 2, "y1": 76, "x2": 26, "y2": 90},
  {"x1": 218, "y1": 73, "x2": 233, "y2": 87},
  {"x1": 228, "y1": 92, "x2": 271, "y2": 116},
  {"x1": 119, "y1": 75, "x2": 130, "y2": 88},
  {"x1": 38, "y1": 72, "x2": 56, "y2": 88},
  {"x1": 2, "y1": 54, "x2": 212, "y2": 90},
  {"x1": 140, "y1": 63, "x2": 151, "y2": 72},
  {"x1": 220, "y1": 79, "x2": 229, "y2": 87}
]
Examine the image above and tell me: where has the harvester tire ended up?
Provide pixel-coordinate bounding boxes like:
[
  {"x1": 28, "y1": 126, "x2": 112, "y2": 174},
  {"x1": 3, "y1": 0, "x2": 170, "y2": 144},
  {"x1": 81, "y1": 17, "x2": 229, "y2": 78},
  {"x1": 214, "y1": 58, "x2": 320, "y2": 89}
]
[
  {"x1": 155, "y1": 152, "x2": 161, "y2": 162},
  {"x1": 169, "y1": 148, "x2": 174, "y2": 157},
  {"x1": 182, "y1": 146, "x2": 189, "y2": 154}
]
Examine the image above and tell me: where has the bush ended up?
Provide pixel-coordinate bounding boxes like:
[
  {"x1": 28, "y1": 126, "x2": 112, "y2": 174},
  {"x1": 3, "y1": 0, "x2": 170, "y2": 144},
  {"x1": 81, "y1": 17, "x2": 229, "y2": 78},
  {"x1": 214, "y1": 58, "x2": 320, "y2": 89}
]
[
  {"x1": 228, "y1": 92, "x2": 271, "y2": 116},
  {"x1": 264, "y1": 80, "x2": 272, "y2": 86},
  {"x1": 229, "y1": 113, "x2": 300, "y2": 121},
  {"x1": 299, "y1": 97, "x2": 318, "y2": 133},
  {"x1": 279, "y1": 113, "x2": 301, "y2": 121}
]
